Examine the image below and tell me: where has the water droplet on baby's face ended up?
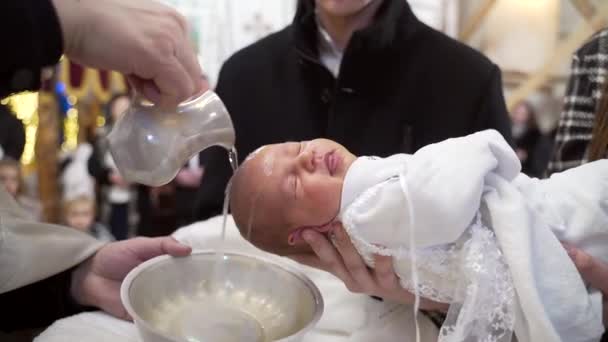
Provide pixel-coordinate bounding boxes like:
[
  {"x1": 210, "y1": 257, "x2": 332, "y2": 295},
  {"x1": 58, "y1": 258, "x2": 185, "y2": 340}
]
[{"x1": 262, "y1": 152, "x2": 274, "y2": 176}]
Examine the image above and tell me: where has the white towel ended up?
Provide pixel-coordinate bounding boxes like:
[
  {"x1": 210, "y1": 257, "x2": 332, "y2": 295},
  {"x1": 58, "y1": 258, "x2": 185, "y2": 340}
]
[{"x1": 339, "y1": 129, "x2": 605, "y2": 342}]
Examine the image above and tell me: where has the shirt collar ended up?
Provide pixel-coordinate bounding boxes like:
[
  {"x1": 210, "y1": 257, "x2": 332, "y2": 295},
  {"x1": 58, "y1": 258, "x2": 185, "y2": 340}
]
[
  {"x1": 293, "y1": 0, "x2": 419, "y2": 60},
  {"x1": 316, "y1": 16, "x2": 343, "y2": 77}
]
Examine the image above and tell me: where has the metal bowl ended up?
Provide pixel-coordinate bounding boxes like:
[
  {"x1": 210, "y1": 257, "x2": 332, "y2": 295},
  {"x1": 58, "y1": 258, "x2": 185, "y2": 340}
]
[{"x1": 121, "y1": 251, "x2": 324, "y2": 342}]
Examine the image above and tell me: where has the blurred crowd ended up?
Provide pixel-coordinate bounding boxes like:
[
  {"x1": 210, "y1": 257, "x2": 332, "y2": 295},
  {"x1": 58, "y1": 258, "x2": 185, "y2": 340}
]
[
  {"x1": 509, "y1": 100, "x2": 556, "y2": 178},
  {"x1": 0, "y1": 93, "x2": 203, "y2": 243}
]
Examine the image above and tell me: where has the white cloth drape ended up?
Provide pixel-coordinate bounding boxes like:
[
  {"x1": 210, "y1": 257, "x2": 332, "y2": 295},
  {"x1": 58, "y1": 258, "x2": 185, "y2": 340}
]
[
  {"x1": 339, "y1": 129, "x2": 605, "y2": 342},
  {"x1": 0, "y1": 186, "x2": 102, "y2": 294}
]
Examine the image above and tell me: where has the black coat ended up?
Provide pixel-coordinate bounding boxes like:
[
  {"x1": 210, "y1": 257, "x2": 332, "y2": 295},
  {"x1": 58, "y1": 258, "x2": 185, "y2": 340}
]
[
  {"x1": 514, "y1": 128, "x2": 554, "y2": 178},
  {"x1": 0, "y1": 0, "x2": 63, "y2": 98},
  {"x1": 195, "y1": 0, "x2": 511, "y2": 220},
  {"x1": 0, "y1": 105, "x2": 25, "y2": 160}
]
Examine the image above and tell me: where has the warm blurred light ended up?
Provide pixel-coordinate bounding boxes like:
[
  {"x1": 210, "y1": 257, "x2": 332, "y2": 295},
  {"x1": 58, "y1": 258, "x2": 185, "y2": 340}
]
[
  {"x1": 484, "y1": 0, "x2": 559, "y2": 73},
  {"x1": 62, "y1": 108, "x2": 79, "y2": 151},
  {"x1": 23, "y1": 118, "x2": 38, "y2": 166},
  {"x1": 5, "y1": 92, "x2": 39, "y2": 165},
  {"x1": 97, "y1": 115, "x2": 106, "y2": 127}
]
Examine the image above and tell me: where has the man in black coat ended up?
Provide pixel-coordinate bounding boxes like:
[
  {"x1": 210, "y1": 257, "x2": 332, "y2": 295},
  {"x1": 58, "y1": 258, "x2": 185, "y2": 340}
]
[{"x1": 195, "y1": 0, "x2": 512, "y2": 220}]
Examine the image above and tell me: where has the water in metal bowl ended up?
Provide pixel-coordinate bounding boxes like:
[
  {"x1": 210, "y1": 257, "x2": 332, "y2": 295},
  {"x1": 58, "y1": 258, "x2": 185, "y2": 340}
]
[{"x1": 121, "y1": 251, "x2": 323, "y2": 342}]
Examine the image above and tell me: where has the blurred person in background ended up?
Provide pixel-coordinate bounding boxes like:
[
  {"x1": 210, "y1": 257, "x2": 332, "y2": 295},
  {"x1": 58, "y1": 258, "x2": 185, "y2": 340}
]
[
  {"x1": 88, "y1": 93, "x2": 135, "y2": 240},
  {"x1": 62, "y1": 195, "x2": 115, "y2": 243},
  {"x1": 0, "y1": 158, "x2": 21, "y2": 199},
  {"x1": 0, "y1": 104, "x2": 25, "y2": 161},
  {"x1": 510, "y1": 101, "x2": 552, "y2": 178},
  {"x1": 62, "y1": 143, "x2": 115, "y2": 242},
  {"x1": 0, "y1": 158, "x2": 42, "y2": 220},
  {"x1": 145, "y1": 182, "x2": 178, "y2": 236}
]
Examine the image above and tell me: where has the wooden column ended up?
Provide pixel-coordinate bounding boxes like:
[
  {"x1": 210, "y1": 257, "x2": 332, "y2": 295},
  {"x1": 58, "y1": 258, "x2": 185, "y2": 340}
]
[
  {"x1": 36, "y1": 92, "x2": 61, "y2": 223},
  {"x1": 77, "y1": 99, "x2": 100, "y2": 144},
  {"x1": 459, "y1": 0, "x2": 498, "y2": 42},
  {"x1": 570, "y1": 0, "x2": 607, "y2": 31}
]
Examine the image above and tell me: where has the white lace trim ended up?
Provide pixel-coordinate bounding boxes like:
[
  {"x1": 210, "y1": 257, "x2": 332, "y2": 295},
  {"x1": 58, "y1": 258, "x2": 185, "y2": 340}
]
[
  {"x1": 437, "y1": 219, "x2": 516, "y2": 342},
  {"x1": 343, "y1": 192, "x2": 516, "y2": 342}
]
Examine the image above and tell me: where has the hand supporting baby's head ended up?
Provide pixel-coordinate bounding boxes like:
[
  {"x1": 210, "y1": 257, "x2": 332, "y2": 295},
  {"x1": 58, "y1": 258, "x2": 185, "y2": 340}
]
[{"x1": 229, "y1": 139, "x2": 356, "y2": 256}]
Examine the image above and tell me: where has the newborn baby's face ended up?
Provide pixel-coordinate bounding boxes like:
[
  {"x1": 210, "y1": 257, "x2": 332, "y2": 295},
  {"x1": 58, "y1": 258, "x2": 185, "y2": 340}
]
[{"x1": 231, "y1": 139, "x2": 356, "y2": 254}]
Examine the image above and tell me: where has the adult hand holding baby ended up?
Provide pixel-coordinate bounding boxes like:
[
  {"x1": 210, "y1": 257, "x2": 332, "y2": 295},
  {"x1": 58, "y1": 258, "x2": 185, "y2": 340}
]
[
  {"x1": 290, "y1": 223, "x2": 448, "y2": 311},
  {"x1": 564, "y1": 243, "x2": 608, "y2": 327}
]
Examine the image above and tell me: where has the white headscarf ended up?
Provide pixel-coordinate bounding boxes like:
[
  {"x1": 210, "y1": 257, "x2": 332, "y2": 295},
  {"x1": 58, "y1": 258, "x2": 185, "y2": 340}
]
[{"x1": 62, "y1": 143, "x2": 95, "y2": 202}]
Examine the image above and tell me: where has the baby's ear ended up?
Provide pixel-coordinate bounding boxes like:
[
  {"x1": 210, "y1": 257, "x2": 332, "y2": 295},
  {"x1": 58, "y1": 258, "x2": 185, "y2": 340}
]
[
  {"x1": 288, "y1": 222, "x2": 337, "y2": 246},
  {"x1": 288, "y1": 228, "x2": 305, "y2": 246},
  {"x1": 288, "y1": 225, "x2": 319, "y2": 246}
]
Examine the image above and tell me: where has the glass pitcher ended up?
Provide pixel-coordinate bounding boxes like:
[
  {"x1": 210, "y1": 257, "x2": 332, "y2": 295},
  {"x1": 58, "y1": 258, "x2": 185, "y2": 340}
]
[{"x1": 107, "y1": 91, "x2": 235, "y2": 186}]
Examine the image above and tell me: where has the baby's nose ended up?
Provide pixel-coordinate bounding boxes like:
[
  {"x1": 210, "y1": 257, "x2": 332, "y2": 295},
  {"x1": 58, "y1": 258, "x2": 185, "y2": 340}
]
[{"x1": 297, "y1": 150, "x2": 316, "y2": 172}]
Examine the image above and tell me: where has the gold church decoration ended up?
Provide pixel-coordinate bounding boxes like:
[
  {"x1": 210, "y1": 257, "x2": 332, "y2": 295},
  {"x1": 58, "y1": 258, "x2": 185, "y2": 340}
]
[
  {"x1": 4, "y1": 92, "x2": 39, "y2": 166},
  {"x1": 59, "y1": 58, "x2": 127, "y2": 102}
]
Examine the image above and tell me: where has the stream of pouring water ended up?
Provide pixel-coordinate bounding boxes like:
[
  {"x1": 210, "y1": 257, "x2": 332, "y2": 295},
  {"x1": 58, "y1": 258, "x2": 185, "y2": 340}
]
[
  {"x1": 224, "y1": 146, "x2": 239, "y2": 242},
  {"x1": 212, "y1": 147, "x2": 239, "y2": 287},
  {"x1": 162, "y1": 146, "x2": 285, "y2": 342}
]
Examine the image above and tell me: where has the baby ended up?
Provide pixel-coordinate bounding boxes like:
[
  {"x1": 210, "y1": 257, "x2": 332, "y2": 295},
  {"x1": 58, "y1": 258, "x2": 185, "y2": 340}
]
[
  {"x1": 230, "y1": 137, "x2": 355, "y2": 255},
  {"x1": 230, "y1": 130, "x2": 608, "y2": 342}
]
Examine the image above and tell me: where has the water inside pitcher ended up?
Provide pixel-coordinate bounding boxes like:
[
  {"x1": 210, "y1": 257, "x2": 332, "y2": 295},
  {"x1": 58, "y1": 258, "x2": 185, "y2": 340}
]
[{"x1": 107, "y1": 90, "x2": 235, "y2": 186}]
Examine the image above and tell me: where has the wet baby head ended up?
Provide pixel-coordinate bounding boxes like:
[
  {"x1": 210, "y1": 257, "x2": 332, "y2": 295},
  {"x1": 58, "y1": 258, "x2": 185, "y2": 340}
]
[{"x1": 230, "y1": 139, "x2": 356, "y2": 256}]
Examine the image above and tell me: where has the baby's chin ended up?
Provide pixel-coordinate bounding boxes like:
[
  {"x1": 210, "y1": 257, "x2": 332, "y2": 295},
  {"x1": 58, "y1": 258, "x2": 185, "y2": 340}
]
[{"x1": 273, "y1": 242, "x2": 315, "y2": 257}]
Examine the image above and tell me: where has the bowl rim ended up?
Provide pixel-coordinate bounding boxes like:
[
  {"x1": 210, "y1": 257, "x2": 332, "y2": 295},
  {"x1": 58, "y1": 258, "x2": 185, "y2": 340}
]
[{"x1": 120, "y1": 249, "x2": 324, "y2": 341}]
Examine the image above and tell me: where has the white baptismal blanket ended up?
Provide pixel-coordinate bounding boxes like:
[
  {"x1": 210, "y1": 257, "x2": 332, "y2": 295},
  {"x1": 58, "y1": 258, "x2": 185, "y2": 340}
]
[{"x1": 339, "y1": 129, "x2": 605, "y2": 342}]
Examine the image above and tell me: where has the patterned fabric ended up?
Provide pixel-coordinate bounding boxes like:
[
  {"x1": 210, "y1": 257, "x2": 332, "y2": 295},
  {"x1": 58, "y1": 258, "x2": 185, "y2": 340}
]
[{"x1": 547, "y1": 29, "x2": 608, "y2": 175}]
